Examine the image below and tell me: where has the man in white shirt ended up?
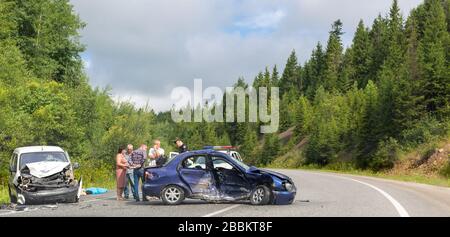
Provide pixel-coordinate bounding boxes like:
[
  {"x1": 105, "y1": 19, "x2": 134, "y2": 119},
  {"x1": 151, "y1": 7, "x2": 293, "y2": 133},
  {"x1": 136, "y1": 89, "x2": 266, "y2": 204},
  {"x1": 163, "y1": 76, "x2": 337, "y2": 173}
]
[{"x1": 148, "y1": 139, "x2": 165, "y2": 167}]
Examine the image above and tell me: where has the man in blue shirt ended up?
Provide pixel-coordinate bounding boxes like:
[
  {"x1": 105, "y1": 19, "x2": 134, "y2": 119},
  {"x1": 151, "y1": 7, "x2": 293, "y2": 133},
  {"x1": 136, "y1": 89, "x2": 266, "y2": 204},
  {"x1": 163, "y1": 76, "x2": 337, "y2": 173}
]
[
  {"x1": 124, "y1": 144, "x2": 137, "y2": 200},
  {"x1": 130, "y1": 144, "x2": 148, "y2": 202}
]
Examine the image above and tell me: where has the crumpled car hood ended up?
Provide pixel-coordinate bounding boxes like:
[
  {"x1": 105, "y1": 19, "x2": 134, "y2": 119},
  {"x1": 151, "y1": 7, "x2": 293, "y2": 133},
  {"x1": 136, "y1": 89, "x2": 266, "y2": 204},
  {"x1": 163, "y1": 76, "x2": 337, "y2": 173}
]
[
  {"x1": 25, "y1": 161, "x2": 70, "y2": 178},
  {"x1": 258, "y1": 169, "x2": 291, "y2": 181}
]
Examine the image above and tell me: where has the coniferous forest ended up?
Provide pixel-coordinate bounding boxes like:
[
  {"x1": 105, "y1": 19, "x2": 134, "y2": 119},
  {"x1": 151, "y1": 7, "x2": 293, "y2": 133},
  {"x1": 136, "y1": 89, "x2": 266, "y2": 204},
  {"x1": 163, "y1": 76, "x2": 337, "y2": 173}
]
[{"x1": 0, "y1": 0, "x2": 449, "y2": 199}]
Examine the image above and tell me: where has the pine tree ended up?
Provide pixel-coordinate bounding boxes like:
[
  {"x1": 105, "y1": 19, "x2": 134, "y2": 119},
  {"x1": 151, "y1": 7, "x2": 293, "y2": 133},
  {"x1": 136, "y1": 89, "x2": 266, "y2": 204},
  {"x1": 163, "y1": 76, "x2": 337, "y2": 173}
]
[
  {"x1": 271, "y1": 65, "x2": 279, "y2": 87},
  {"x1": 240, "y1": 128, "x2": 257, "y2": 162},
  {"x1": 384, "y1": 0, "x2": 406, "y2": 69},
  {"x1": 358, "y1": 80, "x2": 381, "y2": 167},
  {"x1": 304, "y1": 42, "x2": 325, "y2": 99},
  {"x1": 293, "y1": 96, "x2": 313, "y2": 139},
  {"x1": 263, "y1": 67, "x2": 271, "y2": 88},
  {"x1": 375, "y1": 0, "x2": 419, "y2": 137},
  {"x1": 350, "y1": 20, "x2": 372, "y2": 88},
  {"x1": 253, "y1": 71, "x2": 263, "y2": 88},
  {"x1": 279, "y1": 50, "x2": 300, "y2": 97},
  {"x1": 418, "y1": 0, "x2": 450, "y2": 119},
  {"x1": 338, "y1": 48, "x2": 355, "y2": 92},
  {"x1": 261, "y1": 133, "x2": 280, "y2": 165},
  {"x1": 369, "y1": 15, "x2": 390, "y2": 80},
  {"x1": 323, "y1": 20, "x2": 344, "y2": 91}
]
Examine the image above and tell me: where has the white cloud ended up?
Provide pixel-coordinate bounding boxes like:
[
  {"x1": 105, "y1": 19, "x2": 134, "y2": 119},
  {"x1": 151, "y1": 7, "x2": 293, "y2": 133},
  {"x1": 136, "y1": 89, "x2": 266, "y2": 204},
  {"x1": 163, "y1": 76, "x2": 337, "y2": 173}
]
[
  {"x1": 235, "y1": 9, "x2": 286, "y2": 30},
  {"x1": 70, "y1": 0, "x2": 423, "y2": 112}
]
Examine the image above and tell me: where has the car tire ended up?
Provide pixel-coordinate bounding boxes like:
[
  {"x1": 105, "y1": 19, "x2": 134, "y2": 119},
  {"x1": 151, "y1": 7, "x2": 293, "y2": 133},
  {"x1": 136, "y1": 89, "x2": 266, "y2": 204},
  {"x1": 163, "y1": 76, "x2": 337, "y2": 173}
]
[
  {"x1": 161, "y1": 185, "x2": 185, "y2": 205},
  {"x1": 8, "y1": 185, "x2": 17, "y2": 204},
  {"x1": 250, "y1": 185, "x2": 271, "y2": 205},
  {"x1": 68, "y1": 195, "x2": 79, "y2": 203}
]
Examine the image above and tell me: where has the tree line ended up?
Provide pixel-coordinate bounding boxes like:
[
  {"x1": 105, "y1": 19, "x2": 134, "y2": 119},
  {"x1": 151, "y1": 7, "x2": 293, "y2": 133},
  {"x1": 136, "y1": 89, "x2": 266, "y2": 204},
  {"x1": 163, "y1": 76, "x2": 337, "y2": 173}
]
[{"x1": 236, "y1": 0, "x2": 450, "y2": 170}]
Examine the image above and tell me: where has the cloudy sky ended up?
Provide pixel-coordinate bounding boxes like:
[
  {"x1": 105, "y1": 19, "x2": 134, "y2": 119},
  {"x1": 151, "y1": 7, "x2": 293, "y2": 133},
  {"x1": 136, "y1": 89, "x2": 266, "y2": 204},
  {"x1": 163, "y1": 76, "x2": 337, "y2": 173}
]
[{"x1": 70, "y1": 0, "x2": 423, "y2": 112}]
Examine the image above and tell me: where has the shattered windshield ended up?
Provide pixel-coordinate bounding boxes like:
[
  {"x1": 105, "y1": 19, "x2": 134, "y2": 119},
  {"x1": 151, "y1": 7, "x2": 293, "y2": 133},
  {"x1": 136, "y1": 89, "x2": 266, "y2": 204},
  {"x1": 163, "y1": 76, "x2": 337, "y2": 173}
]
[
  {"x1": 230, "y1": 155, "x2": 250, "y2": 171},
  {"x1": 20, "y1": 152, "x2": 68, "y2": 169}
]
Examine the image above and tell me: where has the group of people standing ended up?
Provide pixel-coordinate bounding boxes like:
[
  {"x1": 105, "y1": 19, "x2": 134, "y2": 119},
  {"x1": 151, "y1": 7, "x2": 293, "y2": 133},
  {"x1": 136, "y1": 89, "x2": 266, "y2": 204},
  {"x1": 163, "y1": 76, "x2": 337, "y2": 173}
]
[{"x1": 115, "y1": 138, "x2": 187, "y2": 201}]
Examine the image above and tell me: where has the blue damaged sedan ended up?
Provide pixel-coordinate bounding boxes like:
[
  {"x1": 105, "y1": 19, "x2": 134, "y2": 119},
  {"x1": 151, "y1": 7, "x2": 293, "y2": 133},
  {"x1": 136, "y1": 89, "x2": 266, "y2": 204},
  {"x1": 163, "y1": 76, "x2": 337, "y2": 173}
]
[{"x1": 143, "y1": 149, "x2": 296, "y2": 205}]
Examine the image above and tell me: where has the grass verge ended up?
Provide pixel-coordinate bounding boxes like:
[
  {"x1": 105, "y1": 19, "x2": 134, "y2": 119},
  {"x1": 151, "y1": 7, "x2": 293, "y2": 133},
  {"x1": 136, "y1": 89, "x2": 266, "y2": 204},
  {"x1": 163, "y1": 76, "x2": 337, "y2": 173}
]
[{"x1": 0, "y1": 186, "x2": 9, "y2": 205}]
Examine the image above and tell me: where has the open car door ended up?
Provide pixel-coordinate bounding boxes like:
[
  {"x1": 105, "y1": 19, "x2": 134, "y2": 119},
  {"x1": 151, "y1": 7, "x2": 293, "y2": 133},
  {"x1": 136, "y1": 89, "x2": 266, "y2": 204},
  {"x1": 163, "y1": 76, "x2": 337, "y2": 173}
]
[{"x1": 211, "y1": 156, "x2": 251, "y2": 199}]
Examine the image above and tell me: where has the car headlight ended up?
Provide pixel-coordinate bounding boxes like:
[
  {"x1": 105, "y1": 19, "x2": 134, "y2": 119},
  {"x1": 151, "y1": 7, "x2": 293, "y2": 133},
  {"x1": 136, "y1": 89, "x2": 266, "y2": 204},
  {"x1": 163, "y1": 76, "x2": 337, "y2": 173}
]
[
  {"x1": 283, "y1": 182, "x2": 294, "y2": 192},
  {"x1": 65, "y1": 169, "x2": 72, "y2": 177}
]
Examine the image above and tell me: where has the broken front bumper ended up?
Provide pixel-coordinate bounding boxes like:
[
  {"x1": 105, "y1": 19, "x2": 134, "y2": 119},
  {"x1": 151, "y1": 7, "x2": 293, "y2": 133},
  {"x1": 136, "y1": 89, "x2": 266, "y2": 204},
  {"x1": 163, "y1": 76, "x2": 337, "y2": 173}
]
[
  {"x1": 272, "y1": 190, "x2": 296, "y2": 205},
  {"x1": 21, "y1": 184, "x2": 79, "y2": 205}
]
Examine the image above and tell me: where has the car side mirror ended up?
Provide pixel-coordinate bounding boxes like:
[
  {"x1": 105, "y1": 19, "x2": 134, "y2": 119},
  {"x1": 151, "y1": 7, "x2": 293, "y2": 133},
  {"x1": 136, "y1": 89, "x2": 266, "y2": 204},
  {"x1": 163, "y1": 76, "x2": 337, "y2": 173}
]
[
  {"x1": 195, "y1": 165, "x2": 202, "y2": 170},
  {"x1": 72, "y1": 162, "x2": 80, "y2": 169},
  {"x1": 9, "y1": 166, "x2": 15, "y2": 173}
]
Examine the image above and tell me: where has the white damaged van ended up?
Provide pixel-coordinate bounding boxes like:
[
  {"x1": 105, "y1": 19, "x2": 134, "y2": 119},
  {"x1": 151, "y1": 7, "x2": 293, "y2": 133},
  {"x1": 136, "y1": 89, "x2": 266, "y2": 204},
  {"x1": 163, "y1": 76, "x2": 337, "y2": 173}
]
[{"x1": 8, "y1": 146, "x2": 82, "y2": 205}]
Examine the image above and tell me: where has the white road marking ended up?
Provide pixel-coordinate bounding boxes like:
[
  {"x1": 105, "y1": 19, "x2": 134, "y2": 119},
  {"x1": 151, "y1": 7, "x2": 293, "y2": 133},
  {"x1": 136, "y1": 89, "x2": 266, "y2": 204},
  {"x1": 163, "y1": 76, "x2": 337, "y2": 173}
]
[
  {"x1": 345, "y1": 177, "x2": 410, "y2": 217},
  {"x1": 313, "y1": 172, "x2": 410, "y2": 217},
  {"x1": 202, "y1": 204, "x2": 241, "y2": 217}
]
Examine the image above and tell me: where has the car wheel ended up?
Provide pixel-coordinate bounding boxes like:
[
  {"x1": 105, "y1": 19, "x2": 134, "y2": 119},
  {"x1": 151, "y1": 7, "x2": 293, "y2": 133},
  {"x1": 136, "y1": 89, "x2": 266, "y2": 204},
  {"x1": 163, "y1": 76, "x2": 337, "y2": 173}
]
[
  {"x1": 250, "y1": 185, "x2": 271, "y2": 205},
  {"x1": 8, "y1": 185, "x2": 17, "y2": 204},
  {"x1": 68, "y1": 195, "x2": 79, "y2": 203},
  {"x1": 161, "y1": 185, "x2": 185, "y2": 205}
]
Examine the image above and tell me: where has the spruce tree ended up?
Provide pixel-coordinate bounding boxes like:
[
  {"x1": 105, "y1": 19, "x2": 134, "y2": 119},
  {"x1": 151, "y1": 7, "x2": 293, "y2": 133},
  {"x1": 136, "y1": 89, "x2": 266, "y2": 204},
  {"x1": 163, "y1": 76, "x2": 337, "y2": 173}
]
[
  {"x1": 271, "y1": 65, "x2": 279, "y2": 87},
  {"x1": 279, "y1": 50, "x2": 299, "y2": 97},
  {"x1": 304, "y1": 42, "x2": 325, "y2": 99},
  {"x1": 369, "y1": 15, "x2": 390, "y2": 81},
  {"x1": 418, "y1": 0, "x2": 450, "y2": 119},
  {"x1": 338, "y1": 48, "x2": 355, "y2": 92},
  {"x1": 350, "y1": 20, "x2": 372, "y2": 88},
  {"x1": 323, "y1": 20, "x2": 344, "y2": 91}
]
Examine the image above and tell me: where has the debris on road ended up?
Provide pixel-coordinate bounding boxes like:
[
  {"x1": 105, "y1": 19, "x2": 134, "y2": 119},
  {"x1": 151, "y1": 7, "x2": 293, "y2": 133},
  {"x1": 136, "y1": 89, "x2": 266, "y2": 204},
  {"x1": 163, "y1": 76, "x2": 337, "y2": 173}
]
[
  {"x1": 42, "y1": 205, "x2": 58, "y2": 210},
  {"x1": 14, "y1": 205, "x2": 29, "y2": 212},
  {"x1": 85, "y1": 187, "x2": 108, "y2": 195},
  {"x1": 80, "y1": 204, "x2": 92, "y2": 209}
]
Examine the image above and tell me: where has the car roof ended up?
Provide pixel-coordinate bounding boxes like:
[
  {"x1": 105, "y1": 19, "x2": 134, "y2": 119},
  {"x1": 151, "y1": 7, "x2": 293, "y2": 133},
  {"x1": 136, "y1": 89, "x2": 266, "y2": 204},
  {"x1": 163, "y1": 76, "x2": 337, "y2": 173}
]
[
  {"x1": 14, "y1": 146, "x2": 65, "y2": 154},
  {"x1": 175, "y1": 149, "x2": 231, "y2": 159}
]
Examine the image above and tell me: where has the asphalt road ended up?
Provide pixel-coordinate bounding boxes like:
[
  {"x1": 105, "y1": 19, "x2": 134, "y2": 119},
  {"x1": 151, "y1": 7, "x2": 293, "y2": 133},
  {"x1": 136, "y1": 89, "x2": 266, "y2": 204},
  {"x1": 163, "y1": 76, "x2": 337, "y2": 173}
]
[{"x1": 1, "y1": 169, "x2": 450, "y2": 217}]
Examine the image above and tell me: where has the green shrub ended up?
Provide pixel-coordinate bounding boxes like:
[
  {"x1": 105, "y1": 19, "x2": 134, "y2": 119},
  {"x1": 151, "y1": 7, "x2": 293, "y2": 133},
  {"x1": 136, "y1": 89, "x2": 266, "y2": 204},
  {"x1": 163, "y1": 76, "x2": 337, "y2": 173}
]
[
  {"x1": 369, "y1": 137, "x2": 400, "y2": 171},
  {"x1": 75, "y1": 159, "x2": 115, "y2": 189},
  {"x1": 0, "y1": 185, "x2": 9, "y2": 204},
  {"x1": 440, "y1": 157, "x2": 450, "y2": 178},
  {"x1": 401, "y1": 117, "x2": 447, "y2": 149}
]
